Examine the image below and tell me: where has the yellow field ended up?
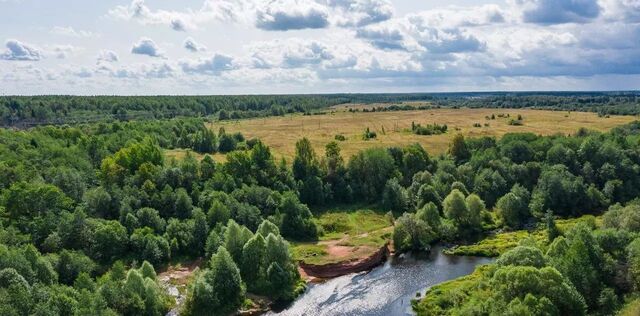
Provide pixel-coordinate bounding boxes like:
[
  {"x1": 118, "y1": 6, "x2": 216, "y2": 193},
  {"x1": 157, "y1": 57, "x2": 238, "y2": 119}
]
[
  {"x1": 210, "y1": 108, "x2": 636, "y2": 162},
  {"x1": 164, "y1": 148, "x2": 227, "y2": 163}
]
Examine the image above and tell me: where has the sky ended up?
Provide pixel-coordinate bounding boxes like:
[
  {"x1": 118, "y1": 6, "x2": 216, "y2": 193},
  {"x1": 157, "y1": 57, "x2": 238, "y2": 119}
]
[{"x1": 0, "y1": 0, "x2": 639, "y2": 95}]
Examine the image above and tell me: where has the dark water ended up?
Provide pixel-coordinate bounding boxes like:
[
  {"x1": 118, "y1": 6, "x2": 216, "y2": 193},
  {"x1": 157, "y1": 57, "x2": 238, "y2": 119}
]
[{"x1": 267, "y1": 247, "x2": 494, "y2": 316}]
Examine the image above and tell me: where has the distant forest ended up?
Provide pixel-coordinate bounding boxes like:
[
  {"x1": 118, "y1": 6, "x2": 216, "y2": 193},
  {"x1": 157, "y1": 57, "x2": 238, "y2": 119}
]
[{"x1": 1, "y1": 91, "x2": 638, "y2": 127}]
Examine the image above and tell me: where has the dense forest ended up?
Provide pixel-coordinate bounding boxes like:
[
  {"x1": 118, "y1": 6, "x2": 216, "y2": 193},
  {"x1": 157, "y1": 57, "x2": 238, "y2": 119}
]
[
  {"x1": 2, "y1": 111, "x2": 640, "y2": 314},
  {"x1": 0, "y1": 95, "x2": 347, "y2": 127},
  {"x1": 1, "y1": 91, "x2": 638, "y2": 128}
]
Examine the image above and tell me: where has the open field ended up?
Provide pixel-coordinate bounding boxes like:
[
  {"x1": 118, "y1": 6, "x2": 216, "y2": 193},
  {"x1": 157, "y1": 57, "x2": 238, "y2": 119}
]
[
  {"x1": 291, "y1": 206, "x2": 393, "y2": 265},
  {"x1": 210, "y1": 108, "x2": 636, "y2": 162}
]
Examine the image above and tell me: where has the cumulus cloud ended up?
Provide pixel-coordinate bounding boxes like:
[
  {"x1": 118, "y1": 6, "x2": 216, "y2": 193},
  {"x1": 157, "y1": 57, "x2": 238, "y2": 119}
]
[
  {"x1": 184, "y1": 37, "x2": 207, "y2": 52},
  {"x1": 515, "y1": 0, "x2": 601, "y2": 24},
  {"x1": 0, "y1": 39, "x2": 41, "y2": 61},
  {"x1": 328, "y1": 0, "x2": 394, "y2": 27},
  {"x1": 406, "y1": 5, "x2": 506, "y2": 29},
  {"x1": 108, "y1": 0, "x2": 236, "y2": 31},
  {"x1": 96, "y1": 62, "x2": 176, "y2": 79},
  {"x1": 412, "y1": 28, "x2": 486, "y2": 54},
  {"x1": 50, "y1": 26, "x2": 96, "y2": 38},
  {"x1": 601, "y1": 0, "x2": 640, "y2": 22},
  {"x1": 97, "y1": 50, "x2": 119, "y2": 63},
  {"x1": 180, "y1": 53, "x2": 236, "y2": 75},
  {"x1": 255, "y1": 0, "x2": 330, "y2": 31},
  {"x1": 248, "y1": 39, "x2": 340, "y2": 69},
  {"x1": 108, "y1": 0, "x2": 393, "y2": 32},
  {"x1": 356, "y1": 24, "x2": 406, "y2": 50},
  {"x1": 51, "y1": 45, "x2": 77, "y2": 59},
  {"x1": 131, "y1": 38, "x2": 163, "y2": 57}
]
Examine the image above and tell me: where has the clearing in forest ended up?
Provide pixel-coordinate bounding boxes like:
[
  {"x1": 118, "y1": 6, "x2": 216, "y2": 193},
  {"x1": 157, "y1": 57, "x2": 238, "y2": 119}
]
[
  {"x1": 291, "y1": 206, "x2": 393, "y2": 265},
  {"x1": 209, "y1": 108, "x2": 636, "y2": 162}
]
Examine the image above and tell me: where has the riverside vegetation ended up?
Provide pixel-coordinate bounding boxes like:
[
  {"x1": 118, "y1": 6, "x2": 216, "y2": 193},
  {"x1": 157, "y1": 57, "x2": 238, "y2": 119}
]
[{"x1": 1, "y1": 94, "x2": 640, "y2": 315}]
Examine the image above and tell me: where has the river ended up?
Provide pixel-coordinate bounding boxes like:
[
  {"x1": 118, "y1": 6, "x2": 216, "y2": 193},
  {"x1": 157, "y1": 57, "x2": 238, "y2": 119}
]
[{"x1": 267, "y1": 247, "x2": 494, "y2": 316}]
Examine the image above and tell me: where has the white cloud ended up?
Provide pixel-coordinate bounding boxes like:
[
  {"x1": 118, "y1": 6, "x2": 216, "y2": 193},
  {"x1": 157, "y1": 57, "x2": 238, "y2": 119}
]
[
  {"x1": 328, "y1": 0, "x2": 394, "y2": 27},
  {"x1": 600, "y1": 0, "x2": 640, "y2": 22},
  {"x1": 108, "y1": 0, "x2": 237, "y2": 31},
  {"x1": 50, "y1": 26, "x2": 96, "y2": 38},
  {"x1": 96, "y1": 62, "x2": 176, "y2": 79},
  {"x1": 51, "y1": 45, "x2": 78, "y2": 59},
  {"x1": 5, "y1": 0, "x2": 640, "y2": 93},
  {"x1": 97, "y1": 50, "x2": 119, "y2": 63},
  {"x1": 184, "y1": 37, "x2": 207, "y2": 52},
  {"x1": 180, "y1": 53, "x2": 236, "y2": 75},
  {"x1": 131, "y1": 37, "x2": 164, "y2": 57},
  {"x1": 107, "y1": 0, "x2": 394, "y2": 32},
  {"x1": 514, "y1": 0, "x2": 601, "y2": 24},
  {"x1": 255, "y1": 0, "x2": 330, "y2": 31},
  {"x1": 0, "y1": 39, "x2": 42, "y2": 61}
]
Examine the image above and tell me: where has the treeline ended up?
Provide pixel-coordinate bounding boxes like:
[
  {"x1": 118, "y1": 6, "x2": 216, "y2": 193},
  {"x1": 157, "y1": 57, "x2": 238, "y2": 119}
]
[
  {"x1": 434, "y1": 91, "x2": 640, "y2": 115},
  {"x1": 0, "y1": 95, "x2": 347, "y2": 127},
  {"x1": 4, "y1": 91, "x2": 639, "y2": 128}
]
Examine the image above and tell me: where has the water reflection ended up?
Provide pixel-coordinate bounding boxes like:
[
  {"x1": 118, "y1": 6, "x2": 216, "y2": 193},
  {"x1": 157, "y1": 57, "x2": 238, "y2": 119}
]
[{"x1": 268, "y1": 247, "x2": 494, "y2": 316}]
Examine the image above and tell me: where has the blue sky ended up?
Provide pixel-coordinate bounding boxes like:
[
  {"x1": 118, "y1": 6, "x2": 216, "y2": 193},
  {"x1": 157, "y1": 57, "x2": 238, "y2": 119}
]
[{"x1": 1, "y1": 0, "x2": 639, "y2": 95}]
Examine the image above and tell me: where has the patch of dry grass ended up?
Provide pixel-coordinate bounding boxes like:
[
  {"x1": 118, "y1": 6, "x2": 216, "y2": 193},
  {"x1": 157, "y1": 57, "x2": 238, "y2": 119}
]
[
  {"x1": 210, "y1": 108, "x2": 635, "y2": 162},
  {"x1": 164, "y1": 148, "x2": 226, "y2": 163}
]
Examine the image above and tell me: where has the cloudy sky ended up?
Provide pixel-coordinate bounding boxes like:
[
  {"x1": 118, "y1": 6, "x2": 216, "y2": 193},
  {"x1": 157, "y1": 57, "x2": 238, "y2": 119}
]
[{"x1": 1, "y1": 0, "x2": 639, "y2": 95}]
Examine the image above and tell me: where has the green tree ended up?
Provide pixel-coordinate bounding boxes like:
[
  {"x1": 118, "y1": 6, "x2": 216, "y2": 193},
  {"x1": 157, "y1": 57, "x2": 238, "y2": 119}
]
[
  {"x1": 496, "y1": 185, "x2": 531, "y2": 229},
  {"x1": 348, "y1": 148, "x2": 399, "y2": 201},
  {"x1": 393, "y1": 212, "x2": 436, "y2": 252},
  {"x1": 443, "y1": 190, "x2": 483, "y2": 237},
  {"x1": 448, "y1": 134, "x2": 470, "y2": 163},
  {"x1": 415, "y1": 184, "x2": 441, "y2": 209},
  {"x1": 382, "y1": 178, "x2": 408, "y2": 214},
  {"x1": 191, "y1": 209, "x2": 209, "y2": 256},
  {"x1": 223, "y1": 220, "x2": 253, "y2": 263},
  {"x1": 183, "y1": 247, "x2": 245, "y2": 316},
  {"x1": 241, "y1": 234, "x2": 267, "y2": 291},
  {"x1": 401, "y1": 143, "x2": 430, "y2": 185},
  {"x1": 91, "y1": 221, "x2": 128, "y2": 262},
  {"x1": 279, "y1": 192, "x2": 318, "y2": 241},
  {"x1": 207, "y1": 200, "x2": 230, "y2": 227},
  {"x1": 545, "y1": 210, "x2": 561, "y2": 242}
]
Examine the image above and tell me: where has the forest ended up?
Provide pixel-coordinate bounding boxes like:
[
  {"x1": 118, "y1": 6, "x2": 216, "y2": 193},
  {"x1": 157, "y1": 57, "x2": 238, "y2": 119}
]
[
  {"x1": 2, "y1": 91, "x2": 639, "y2": 128},
  {"x1": 1, "y1": 109, "x2": 640, "y2": 314}
]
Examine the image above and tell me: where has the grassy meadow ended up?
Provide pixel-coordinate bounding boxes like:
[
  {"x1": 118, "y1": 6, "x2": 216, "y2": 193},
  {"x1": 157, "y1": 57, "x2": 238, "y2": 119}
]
[
  {"x1": 291, "y1": 205, "x2": 393, "y2": 265},
  {"x1": 210, "y1": 107, "x2": 636, "y2": 162},
  {"x1": 446, "y1": 215, "x2": 601, "y2": 257}
]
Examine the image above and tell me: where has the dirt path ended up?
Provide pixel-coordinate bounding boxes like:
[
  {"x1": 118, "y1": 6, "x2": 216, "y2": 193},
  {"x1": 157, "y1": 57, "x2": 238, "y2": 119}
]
[{"x1": 158, "y1": 259, "x2": 203, "y2": 316}]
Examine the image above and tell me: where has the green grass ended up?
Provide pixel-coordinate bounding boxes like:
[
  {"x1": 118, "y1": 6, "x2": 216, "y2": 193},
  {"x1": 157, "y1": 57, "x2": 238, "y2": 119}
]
[
  {"x1": 619, "y1": 298, "x2": 640, "y2": 316},
  {"x1": 445, "y1": 215, "x2": 600, "y2": 257},
  {"x1": 291, "y1": 205, "x2": 393, "y2": 265},
  {"x1": 412, "y1": 264, "x2": 495, "y2": 316},
  {"x1": 445, "y1": 230, "x2": 545, "y2": 257},
  {"x1": 315, "y1": 208, "x2": 391, "y2": 240},
  {"x1": 291, "y1": 244, "x2": 329, "y2": 265}
]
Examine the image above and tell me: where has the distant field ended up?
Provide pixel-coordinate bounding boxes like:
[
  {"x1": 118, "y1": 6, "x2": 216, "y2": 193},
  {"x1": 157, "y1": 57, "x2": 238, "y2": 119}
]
[{"x1": 210, "y1": 108, "x2": 636, "y2": 162}]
